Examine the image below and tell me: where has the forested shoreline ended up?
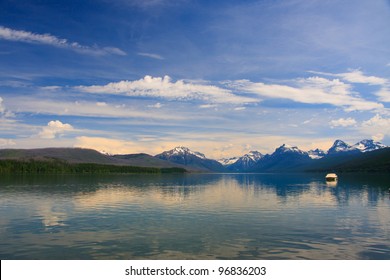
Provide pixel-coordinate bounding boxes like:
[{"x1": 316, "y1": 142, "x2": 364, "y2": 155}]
[{"x1": 0, "y1": 159, "x2": 186, "y2": 174}]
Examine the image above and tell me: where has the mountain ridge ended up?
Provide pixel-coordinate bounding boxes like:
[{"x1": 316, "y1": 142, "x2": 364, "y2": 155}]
[
  {"x1": 0, "y1": 148, "x2": 187, "y2": 170},
  {"x1": 0, "y1": 138, "x2": 388, "y2": 173}
]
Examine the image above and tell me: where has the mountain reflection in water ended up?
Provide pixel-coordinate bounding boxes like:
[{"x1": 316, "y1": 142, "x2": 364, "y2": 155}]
[{"x1": 1, "y1": 173, "x2": 389, "y2": 259}]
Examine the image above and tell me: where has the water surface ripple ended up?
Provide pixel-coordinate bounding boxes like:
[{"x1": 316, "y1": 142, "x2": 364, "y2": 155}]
[{"x1": 1, "y1": 173, "x2": 389, "y2": 259}]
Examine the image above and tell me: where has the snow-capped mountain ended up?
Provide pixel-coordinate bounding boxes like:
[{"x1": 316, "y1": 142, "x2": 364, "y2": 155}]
[
  {"x1": 245, "y1": 151, "x2": 263, "y2": 162},
  {"x1": 308, "y1": 148, "x2": 326, "y2": 159},
  {"x1": 158, "y1": 146, "x2": 206, "y2": 159},
  {"x1": 352, "y1": 139, "x2": 386, "y2": 153},
  {"x1": 250, "y1": 144, "x2": 311, "y2": 172},
  {"x1": 327, "y1": 139, "x2": 387, "y2": 155},
  {"x1": 327, "y1": 140, "x2": 358, "y2": 155},
  {"x1": 155, "y1": 146, "x2": 224, "y2": 172},
  {"x1": 272, "y1": 144, "x2": 309, "y2": 156},
  {"x1": 227, "y1": 151, "x2": 263, "y2": 172},
  {"x1": 153, "y1": 139, "x2": 388, "y2": 172},
  {"x1": 218, "y1": 157, "x2": 239, "y2": 166}
]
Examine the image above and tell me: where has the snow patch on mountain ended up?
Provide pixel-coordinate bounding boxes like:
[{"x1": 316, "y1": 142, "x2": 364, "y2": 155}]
[
  {"x1": 327, "y1": 139, "x2": 387, "y2": 155},
  {"x1": 245, "y1": 151, "x2": 263, "y2": 162},
  {"x1": 352, "y1": 139, "x2": 386, "y2": 153},
  {"x1": 219, "y1": 151, "x2": 263, "y2": 167},
  {"x1": 308, "y1": 149, "x2": 326, "y2": 159},
  {"x1": 327, "y1": 140, "x2": 356, "y2": 154},
  {"x1": 218, "y1": 157, "x2": 238, "y2": 166},
  {"x1": 162, "y1": 146, "x2": 206, "y2": 159},
  {"x1": 274, "y1": 144, "x2": 308, "y2": 156}
]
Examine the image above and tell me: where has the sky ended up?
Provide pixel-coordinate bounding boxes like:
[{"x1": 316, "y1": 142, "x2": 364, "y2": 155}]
[{"x1": 1, "y1": 0, "x2": 390, "y2": 159}]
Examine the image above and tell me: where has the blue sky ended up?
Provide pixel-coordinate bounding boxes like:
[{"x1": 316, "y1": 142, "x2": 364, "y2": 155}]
[{"x1": 1, "y1": 0, "x2": 390, "y2": 158}]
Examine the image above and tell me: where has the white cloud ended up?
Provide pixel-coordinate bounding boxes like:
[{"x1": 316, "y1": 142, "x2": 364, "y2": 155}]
[
  {"x1": 147, "y1": 102, "x2": 163, "y2": 108},
  {"x1": 40, "y1": 86, "x2": 61, "y2": 91},
  {"x1": 78, "y1": 75, "x2": 257, "y2": 104},
  {"x1": 38, "y1": 120, "x2": 74, "y2": 139},
  {"x1": 302, "y1": 119, "x2": 313, "y2": 124},
  {"x1": 0, "y1": 97, "x2": 4, "y2": 114},
  {"x1": 310, "y1": 69, "x2": 388, "y2": 85},
  {"x1": 376, "y1": 87, "x2": 390, "y2": 102},
  {"x1": 0, "y1": 138, "x2": 16, "y2": 147},
  {"x1": 372, "y1": 133, "x2": 385, "y2": 142},
  {"x1": 199, "y1": 104, "x2": 218, "y2": 109},
  {"x1": 0, "y1": 96, "x2": 14, "y2": 117},
  {"x1": 337, "y1": 69, "x2": 387, "y2": 85},
  {"x1": 309, "y1": 70, "x2": 390, "y2": 107},
  {"x1": 360, "y1": 114, "x2": 390, "y2": 140},
  {"x1": 137, "y1": 52, "x2": 164, "y2": 60},
  {"x1": 0, "y1": 26, "x2": 126, "y2": 56},
  {"x1": 229, "y1": 76, "x2": 383, "y2": 111},
  {"x1": 329, "y1": 117, "x2": 357, "y2": 128},
  {"x1": 102, "y1": 47, "x2": 127, "y2": 56},
  {"x1": 6, "y1": 97, "x2": 185, "y2": 120}
]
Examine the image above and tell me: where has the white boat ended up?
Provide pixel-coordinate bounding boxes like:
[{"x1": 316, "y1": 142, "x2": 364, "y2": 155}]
[{"x1": 325, "y1": 173, "x2": 338, "y2": 182}]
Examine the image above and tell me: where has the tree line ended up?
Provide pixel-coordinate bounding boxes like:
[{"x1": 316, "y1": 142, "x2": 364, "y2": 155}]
[{"x1": 0, "y1": 159, "x2": 186, "y2": 174}]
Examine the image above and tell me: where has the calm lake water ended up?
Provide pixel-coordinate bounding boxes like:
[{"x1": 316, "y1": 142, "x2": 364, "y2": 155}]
[{"x1": 1, "y1": 173, "x2": 389, "y2": 260}]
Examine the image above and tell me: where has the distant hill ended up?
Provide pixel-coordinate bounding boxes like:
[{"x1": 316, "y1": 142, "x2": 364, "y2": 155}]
[
  {"x1": 112, "y1": 153, "x2": 190, "y2": 169},
  {"x1": 0, "y1": 148, "x2": 120, "y2": 164},
  {"x1": 0, "y1": 148, "x2": 187, "y2": 170}
]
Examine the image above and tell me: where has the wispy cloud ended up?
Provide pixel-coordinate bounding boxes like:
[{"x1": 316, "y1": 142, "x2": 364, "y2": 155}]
[
  {"x1": 0, "y1": 97, "x2": 5, "y2": 114},
  {"x1": 0, "y1": 96, "x2": 14, "y2": 117},
  {"x1": 309, "y1": 69, "x2": 390, "y2": 105},
  {"x1": 309, "y1": 69, "x2": 388, "y2": 86},
  {"x1": 76, "y1": 73, "x2": 386, "y2": 111},
  {"x1": 5, "y1": 96, "x2": 186, "y2": 120},
  {"x1": 227, "y1": 76, "x2": 383, "y2": 112},
  {"x1": 77, "y1": 75, "x2": 257, "y2": 104},
  {"x1": 329, "y1": 117, "x2": 357, "y2": 128},
  {"x1": 137, "y1": 52, "x2": 164, "y2": 60},
  {"x1": 199, "y1": 104, "x2": 218, "y2": 109},
  {"x1": 147, "y1": 102, "x2": 163, "y2": 108},
  {"x1": 0, "y1": 26, "x2": 126, "y2": 56}
]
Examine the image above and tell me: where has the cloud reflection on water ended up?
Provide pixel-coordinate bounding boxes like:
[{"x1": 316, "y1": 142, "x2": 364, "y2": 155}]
[{"x1": 0, "y1": 173, "x2": 389, "y2": 259}]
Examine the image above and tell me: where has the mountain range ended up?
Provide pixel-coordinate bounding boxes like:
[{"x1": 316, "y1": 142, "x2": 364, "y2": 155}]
[
  {"x1": 151, "y1": 139, "x2": 388, "y2": 172},
  {"x1": 0, "y1": 139, "x2": 388, "y2": 173}
]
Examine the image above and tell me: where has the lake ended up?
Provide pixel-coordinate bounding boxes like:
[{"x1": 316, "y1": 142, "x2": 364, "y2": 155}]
[{"x1": 0, "y1": 173, "x2": 389, "y2": 260}]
